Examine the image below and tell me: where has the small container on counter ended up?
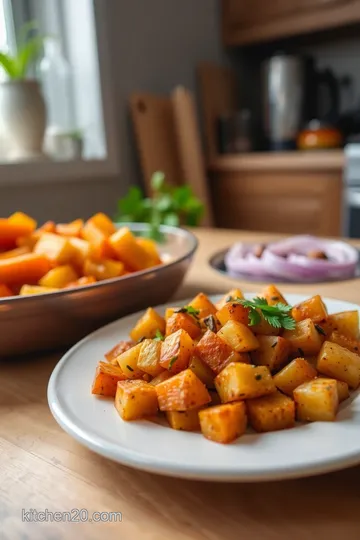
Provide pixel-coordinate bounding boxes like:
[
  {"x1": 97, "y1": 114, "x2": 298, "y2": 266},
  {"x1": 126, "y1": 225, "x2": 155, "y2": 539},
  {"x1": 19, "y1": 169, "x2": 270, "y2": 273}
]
[{"x1": 297, "y1": 120, "x2": 343, "y2": 150}]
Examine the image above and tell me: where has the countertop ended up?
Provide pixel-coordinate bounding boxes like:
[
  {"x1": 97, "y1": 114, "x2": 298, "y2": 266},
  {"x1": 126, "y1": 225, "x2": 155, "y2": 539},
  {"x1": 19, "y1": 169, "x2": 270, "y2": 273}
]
[{"x1": 2, "y1": 227, "x2": 360, "y2": 540}]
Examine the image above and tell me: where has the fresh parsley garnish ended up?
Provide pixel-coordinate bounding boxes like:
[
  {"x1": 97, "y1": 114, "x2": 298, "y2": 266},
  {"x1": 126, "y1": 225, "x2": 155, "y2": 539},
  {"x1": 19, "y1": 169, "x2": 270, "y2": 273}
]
[
  {"x1": 175, "y1": 306, "x2": 200, "y2": 318},
  {"x1": 154, "y1": 329, "x2": 165, "y2": 341},
  {"x1": 315, "y1": 324, "x2": 326, "y2": 336},
  {"x1": 126, "y1": 365, "x2": 134, "y2": 372},
  {"x1": 238, "y1": 297, "x2": 296, "y2": 330},
  {"x1": 168, "y1": 356, "x2": 178, "y2": 370}
]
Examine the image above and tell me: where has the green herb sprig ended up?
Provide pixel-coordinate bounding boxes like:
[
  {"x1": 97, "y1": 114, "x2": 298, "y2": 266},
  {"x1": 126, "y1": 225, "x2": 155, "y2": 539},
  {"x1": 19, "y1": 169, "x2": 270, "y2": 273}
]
[
  {"x1": 154, "y1": 329, "x2": 165, "y2": 341},
  {"x1": 237, "y1": 297, "x2": 296, "y2": 330},
  {"x1": 175, "y1": 306, "x2": 200, "y2": 319}
]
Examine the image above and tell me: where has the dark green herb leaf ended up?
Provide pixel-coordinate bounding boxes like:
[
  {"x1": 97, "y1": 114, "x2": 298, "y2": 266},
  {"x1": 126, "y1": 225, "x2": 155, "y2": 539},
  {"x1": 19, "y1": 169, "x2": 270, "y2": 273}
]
[
  {"x1": 238, "y1": 297, "x2": 295, "y2": 330},
  {"x1": 169, "y1": 356, "x2": 178, "y2": 370},
  {"x1": 163, "y1": 212, "x2": 180, "y2": 227},
  {"x1": 126, "y1": 365, "x2": 134, "y2": 372},
  {"x1": 203, "y1": 315, "x2": 217, "y2": 333},
  {"x1": 154, "y1": 329, "x2": 165, "y2": 342},
  {"x1": 315, "y1": 324, "x2": 326, "y2": 336},
  {"x1": 175, "y1": 306, "x2": 200, "y2": 318}
]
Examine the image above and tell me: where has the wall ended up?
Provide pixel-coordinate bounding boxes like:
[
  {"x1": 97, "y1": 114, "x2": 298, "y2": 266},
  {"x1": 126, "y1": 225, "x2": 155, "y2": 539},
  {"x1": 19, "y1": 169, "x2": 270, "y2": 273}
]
[{"x1": 0, "y1": 0, "x2": 223, "y2": 222}]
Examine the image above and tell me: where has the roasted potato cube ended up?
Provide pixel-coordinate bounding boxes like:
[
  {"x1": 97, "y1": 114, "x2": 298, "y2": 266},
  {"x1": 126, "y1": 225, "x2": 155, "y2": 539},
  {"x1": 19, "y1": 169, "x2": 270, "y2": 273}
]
[
  {"x1": 216, "y1": 302, "x2": 249, "y2": 327},
  {"x1": 166, "y1": 409, "x2": 201, "y2": 431},
  {"x1": 293, "y1": 378, "x2": 338, "y2": 422},
  {"x1": 66, "y1": 276, "x2": 96, "y2": 289},
  {"x1": 130, "y1": 307, "x2": 166, "y2": 342},
  {"x1": 165, "y1": 307, "x2": 180, "y2": 320},
  {"x1": 88, "y1": 212, "x2": 116, "y2": 237},
  {"x1": 325, "y1": 311, "x2": 359, "y2": 339},
  {"x1": 261, "y1": 284, "x2": 288, "y2": 306},
  {"x1": 327, "y1": 331, "x2": 360, "y2": 356},
  {"x1": 137, "y1": 339, "x2": 164, "y2": 377},
  {"x1": 189, "y1": 354, "x2": 215, "y2": 388},
  {"x1": 155, "y1": 369, "x2": 211, "y2": 411},
  {"x1": 8, "y1": 211, "x2": 37, "y2": 232},
  {"x1": 165, "y1": 312, "x2": 201, "y2": 339},
  {"x1": 136, "y1": 237, "x2": 162, "y2": 266},
  {"x1": 195, "y1": 330, "x2": 241, "y2": 375},
  {"x1": 115, "y1": 342, "x2": 143, "y2": 379},
  {"x1": 92, "y1": 361, "x2": 127, "y2": 397},
  {"x1": 216, "y1": 288, "x2": 244, "y2": 310},
  {"x1": 39, "y1": 265, "x2": 78, "y2": 288},
  {"x1": 56, "y1": 219, "x2": 84, "y2": 237},
  {"x1": 109, "y1": 227, "x2": 152, "y2": 271},
  {"x1": 0, "y1": 253, "x2": 51, "y2": 286},
  {"x1": 0, "y1": 283, "x2": 12, "y2": 297},
  {"x1": 105, "y1": 340, "x2": 134, "y2": 363},
  {"x1": 68, "y1": 237, "x2": 91, "y2": 268},
  {"x1": 336, "y1": 380, "x2": 350, "y2": 402},
  {"x1": 283, "y1": 318, "x2": 324, "y2": 356},
  {"x1": 291, "y1": 295, "x2": 328, "y2": 324},
  {"x1": 149, "y1": 371, "x2": 172, "y2": 386},
  {"x1": 115, "y1": 380, "x2": 158, "y2": 420},
  {"x1": 84, "y1": 258, "x2": 125, "y2": 281},
  {"x1": 34, "y1": 233, "x2": 76, "y2": 265},
  {"x1": 188, "y1": 293, "x2": 217, "y2": 318},
  {"x1": 273, "y1": 358, "x2": 317, "y2": 396},
  {"x1": 317, "y1": 341, "x2": 360, "y2": 388},
  {"x1": 199, "y1": 402, "x2": 247, "y2": 444},
  {"x1": 217, "y1": 320, "x2": 260, "y2": 353},
  {"x1": 215, "y1": 362, "x2": 276, "y2": 402},
  {"x1": 251, "y1": 312, "x2": 281, "y2": 336},
  {"x1": 247, "y1": 391, "x2": 295, "y2": 433},
  {"x1": 160, "y1": 329, "x2": 194, "y2": 373},
  {"x1": 81, "y1": 220, "x2": 115, "y2": 260},
  {"x1": 20, "y1": 285, "x2": 59, "y2": 295},
  {"x1": 251, "y1": 336, "x2": 291, "y2": 372}
]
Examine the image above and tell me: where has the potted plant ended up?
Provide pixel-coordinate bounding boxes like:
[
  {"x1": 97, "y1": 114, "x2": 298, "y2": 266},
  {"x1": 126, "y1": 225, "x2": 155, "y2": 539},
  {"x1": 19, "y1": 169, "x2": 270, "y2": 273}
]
[{"x1": 0, "y1": 23, "x2": 46, "y2": 161}]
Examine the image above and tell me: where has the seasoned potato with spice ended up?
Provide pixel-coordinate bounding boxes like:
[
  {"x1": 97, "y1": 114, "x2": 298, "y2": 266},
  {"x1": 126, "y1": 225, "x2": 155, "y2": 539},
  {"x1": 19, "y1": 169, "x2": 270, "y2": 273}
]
[
  {"x1": 218, "y1": 320, "x2": 260, "y2": 353},
  {"x1": 115, "y1": 380, "x2": 158, "y2": 421},
  {"x1": 337, "y1": 380, "x2": 350, "y2": 402},
  {"x1": 261, "y1": 284, "x2": 288, "y2": 306},
  {"x1": 216, "y1": 301, "x2": 249, "y2": 327},
  {"x1": 273, "y1": 358, "x2": 317, "y2": 396},
  {"x1": 160, "y1": 329, "x2": 194, "y2": 373},
  {"x1": 293, "y1": 378, "x2": 338, "y2": 422},
  {"x1": 165, "y1": 311, "x2": 201, "y2": 339},
  {"x1": 189, "y1": 355, "x2": 216, "y2": 388},
  {"x1": 109, "y1": 227, "x2": 152, "y2": 271},
  {"x1": 34, "y1": 233, "x2": 76, "y2": 265},
  {"x1": 137, "y1": 339, "x2": 164, "y2": 377},
  {"x1": 166, "y1": 409, "x2": 201, "y2": 431},
  {"x1": 215, "y1": 362, "x2": 276, "y2": 403},
  {"x1": 149, "y1": 371, "x2": 172, "y2": 386},
  {"x1": 199, "y1": 402, "x2": 247, "y2": 444},
  {"x1": 283, "y1": 318, "x2": 324, "y2": 356},
  {"x1": 327, "y1": 331, "x2": 360, "y2": 356},
  {"x1": 165, "y1": 307, "x2": 180, "y2": 320},
  {"x1": 317, "y1": 341, "x2": 360, "y2": 388},
  {"x1": 291, "y1": 295, "x2": 328, "y2": 324},
  {"x1": 129, "y1": 307, "x2": 166, "y2": 342},
  {"x1": 325, "y1": 311, "x2": 359, "y2": 340},
  {"x1": 195, "y1": 330, "x2": 241, "y2": 375},
  {"x1": 155, "y1": 369, "x2": 211, "y2": 411},
  {"x1": 92, "y1": 361, "x2": 127, "y2": 397},
  {"x1": 105, "y1": 340, "x2": 134, "y2": 363},
  {"x1": 115, "y1": 342, "x2": 143, "y2": 379},
  {"x1": 188, "y1": 293, "x2": 217, "y2": 318},
  {"x1": 39, "y1": 265, "x2": 78, "y2": 288},
  {"x1": 251, "y1": 336, "x2": 290, "y2": 372},
  {"x1": 216, "y1": 288, "x2": 244, "y2": 310},
  {"x1": 247, "y1": 391, "x2": 295, "y2": 433}
]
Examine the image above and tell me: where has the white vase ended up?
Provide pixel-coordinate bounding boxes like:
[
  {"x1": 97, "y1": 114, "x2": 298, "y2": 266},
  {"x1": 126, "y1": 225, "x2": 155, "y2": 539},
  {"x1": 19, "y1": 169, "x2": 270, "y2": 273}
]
[{"x1": 0, "y1": 80, "x2": 47, "y2": 161}]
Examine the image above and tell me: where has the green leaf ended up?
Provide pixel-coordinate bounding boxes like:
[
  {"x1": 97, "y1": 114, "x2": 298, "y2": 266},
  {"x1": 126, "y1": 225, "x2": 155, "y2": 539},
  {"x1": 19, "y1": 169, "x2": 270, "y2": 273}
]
[
  {"x1": 118, "y1": 186, "x2": 143, "y2": 215},
  {"x1": 154, "y1": 329, "x2": 165, "y2": 341},
  {"x1": 163, "y1": 213, "x2": 180, "y2": 227},
  {"x1": 175, "y1": 306, "x2": 200, "y2": 318},
  {"x1": 172, "y1": 185, "x2": 192, "y2": 208},
  {"x1": 154, "y1": 193, "x2": 173, "y2": 213},
  {"x1": 247, "y1": 308, "x2": 262, "y2": 326},
  {"x1": 151, "y1": 171, "x2": 165, "y2": 192},
  {"x1": 0, "y1": 53, "x2": 18, "y2": 78},
  {"x1": 237, "y1": 297, "x2": 296, "y2": 330},
  {"x1": 16, "y1": 36, "x2": 44, "y2": 78}
]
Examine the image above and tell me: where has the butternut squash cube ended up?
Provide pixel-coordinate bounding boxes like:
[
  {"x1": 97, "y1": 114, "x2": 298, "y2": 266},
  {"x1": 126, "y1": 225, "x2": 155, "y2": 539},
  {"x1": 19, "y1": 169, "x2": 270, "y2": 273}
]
[
  {"x1": 251, "y1": 335, "x2": 291, "y2": 372},
  {"x1": 166, "y1": 409, "x2": 201, "y2": 431},
  {"x1": 327, "y1": 331, "x2": 360, "y2": 356},
  {"x1": 109, "y1": 227, "x2": 152, "y2": 271},
  {"x1": 130, "y1": 307, "x2": 166, "y2": 342},
  {"x1": 105, "y1": 340, "x2": 134, "y2": 362},
  {"x1": 317, "y1": 341, "x2": 360, "y2": 388},
  {"x1": 115, "y1": 380, "x2": 158, "y2": 420},
  {"x1": 337, "y1": 380, "x2": 350, "y2": 402},
  {"x1": 293, "y1": 378, "x2": 338, "y2": 422},
  {"x1": 160, "y1": 329, "x2": 194, "y2": 373},
  {"x1": 34, "y1": 233, "x2": 76, "y2": 265},
  {"x1": 217, "y1": 320, "x2": 260, "y2": 353},
  {"x1": 149, "y1": 371, "x2": 172, "y2": 386},
  {"x1": 291, "y1": 295, "x2": 328, "y2": 324},
  {"x1": 325, "y1": 311, "x2": 359, "y2": 339},
  {"x1": 81, "y1": 220, "x2": 115, "y2": 260},
  {"x1": 216, "y1": 301, "x2": 250, "y2": 327},
  {"x1": 247, "y1": 391, "x2": 295, "y2": 433},
  {"x1": 155, "y1": 369, "x2": 211, "y2": 411},
  {"x1": 273, "y1": 358, "x2": 317, "y2": 396},
  {"x1": 68, "y1": 237, "x2": 91, "y2": 268},
  {"x1": 216, "y1": 288, "x2": 244, "y2": 310},
  {"x1": 92, "y1": 361, "x2": 127, "y2": 397},
  {"x1": 283, "y1": 318, "x2": 324, "y2": 356},
  {"x1": 137, "y1": 339, "x2": 164, "y2": 377},
  {"x1": 136, "y1": 237, "x2": 162, "y2": 266},
  {"x1": 261, "y1": 284, "x2": 288, "y2": 306},
  {"x1": 199, "y1": 402, "x2": 247, "y2": 444},
  {"x1": 195, "y1": 330, "x2": 241, "y2": 375},
  {"x1": 8, "y1": 211, "x2": 37, "y2": 232},
  {"x1": 0, "y1": 253, "x2": 51, "y2": 286},
  {"x1": 215, "y1": 362, "x2": 276, "y2": 403},
  {"x1": 84, "y1": 258, "x2": 125, "y2": 281},
  {"x1": 165, "y1": 311, "x2": 201, "y2": 339},
  {"x1": 88, "y1": 212, "x2": 116, "y2": 237},
  {"x1": 188, "y1": 292, "x2": 217, "y2": 318},
  {"x1": 189, "y1": 354, "x2": 215, "y2": 388},
  {"x1": 39, "y1": 265, "x2": 78, "y2": 288},
  {"x1": 115, "y1": 342, "x2": 143, "y2": 379}
]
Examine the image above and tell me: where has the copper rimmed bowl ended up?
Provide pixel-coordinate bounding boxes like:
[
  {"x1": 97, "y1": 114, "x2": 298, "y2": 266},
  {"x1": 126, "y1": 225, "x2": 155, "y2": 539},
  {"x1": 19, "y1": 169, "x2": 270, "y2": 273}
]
[{"x1": 0, "y1": 224, "x2": 198, "y2": 357}]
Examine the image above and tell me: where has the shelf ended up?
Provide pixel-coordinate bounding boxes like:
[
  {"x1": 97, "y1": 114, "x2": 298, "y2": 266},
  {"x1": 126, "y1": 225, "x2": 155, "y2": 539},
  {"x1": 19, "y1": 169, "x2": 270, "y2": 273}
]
[{"x1": 208, "y1": 150, "x2": 345, "y2": 173}]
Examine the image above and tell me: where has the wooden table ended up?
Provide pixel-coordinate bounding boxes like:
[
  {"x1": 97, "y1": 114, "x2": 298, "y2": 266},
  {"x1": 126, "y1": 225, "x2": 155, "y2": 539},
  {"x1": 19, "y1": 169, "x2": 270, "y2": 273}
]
[{"x1": 2, "y1": 228, "x2": 360, "y2": 540}]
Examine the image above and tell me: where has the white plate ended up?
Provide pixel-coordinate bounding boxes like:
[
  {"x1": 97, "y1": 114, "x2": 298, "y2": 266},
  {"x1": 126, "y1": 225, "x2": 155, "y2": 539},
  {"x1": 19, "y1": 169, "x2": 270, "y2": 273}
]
[{"x1": 48, "y1": 294, "x2": 360, "y2": 482}]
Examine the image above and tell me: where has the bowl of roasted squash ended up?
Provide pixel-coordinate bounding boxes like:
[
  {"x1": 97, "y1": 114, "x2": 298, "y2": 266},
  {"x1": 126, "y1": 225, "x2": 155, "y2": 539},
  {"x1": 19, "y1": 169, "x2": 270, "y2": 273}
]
[{"x1": 0, "y1": 212, "x2": 197, "y2": 356}]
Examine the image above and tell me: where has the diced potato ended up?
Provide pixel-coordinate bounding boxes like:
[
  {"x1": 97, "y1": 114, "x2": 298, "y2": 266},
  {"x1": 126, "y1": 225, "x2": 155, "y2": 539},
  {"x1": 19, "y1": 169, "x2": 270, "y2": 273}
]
[
  {"x1": 137, "y1": 339, "x2": 164, "y2": 377},
  {"x1": 88, "y1": 213, "x2": 116, "y2": 237},
  {"x1": 251, "y1": 336, "x2": 291, "y2": 372},
  {"x1": 115, "y1": 380, "x2": 158, "y2": 420},
  {"x1": 199, "y1": 402, "x2": 247, "y2": 444},
  {"x1": 0, "y1": 246, "x2": 30, "y2": 259},
  {"x1": 156, "y1": 369, "x2": 211, "y2": 411},
  {"x1": 149, "y1": 371, "x2": 172, "y2": 386},
  {"x1": 91, "y1": 361, "x2": 127, "y2": 397},
  {"x1": 0, "y1": 253, "x2": 51, "y2": 286},
  {"x1": 8, "y1": 211, "x2": 37, "y2": 232},
  {"x1": 283, "y1": 318, "x2": 324, "y2": 356},
  {"x1": 34, "y1": 233, "x2": 76, "y2": 265},
  {"x1": 166, "y1": 409, "x2": 201, "y2": 431},
  {"x1": 216, "y1": 301, "x2": 249, "y2": 327},
  {"x1": 325, "y1": 311, "x2": 359, "y2": 340},
  {"x1": 187, "y1": 293, "x2": 217, "y2": 318},
  {"x1": 109, "y1": 227, "x2": 152, "y2": 271},
  {"x1": 317, "y1": 341, "x2": 360, "y2": 389},
  {"x1": 291, "y1": 295, "x2": 328, "y2": 324},
  {"x1": 328, "y1": 331, "x2": 360, "y2": 356},
  {"x1": 195, "y1": 330, "x2": 242, "y2": 375},
  {"x1": 215, "y1": 362, "x2": 276, "y2": 402},
  {"x1": 251, "y1": 312, "x2": 281, "y2": 336},
  {"x1": 273, "y1": 358, "x2": 317, "y2": 396},
  {"x1": 216, "y1": 288, "x2": 244, "y2": 310},
  {"x1": 189, "y1": 354, "x2": 215, "y2": 388},
  {"x1": 0, "y1": 283, "x2": 12, "y2": 297},
  {"x1": 105, "y1": 340, "x2": 134, "y2": 362},
  {"x1": 115, "y1": 342, "x2": 143, "y2": 379},
  {"x1": 217, "y1": 320, "x2": 260, "y2": 353},
  {"x1": 56, "y1": 219, "x2": 84, "y2": 237},
  {"x1": 0, "y1": 218, "x2": 35, "y2": 249},
  {"x1": 68, "y1": 237, "x2": 91, "y2": 268},
  {"x1": 165, "y1": 312, "x2": 201, "y2": 339},
  {"x1": 165, "y1": 307, "x2": 179, "y2": 320},
  {"x1": 247, "y1": 391, "x2": 295, "y2": 433},
  {"x1": 293, "y1": 378, "x2": 338, "y2": 422},
  {"x1": 130, "y1": 307, "x2": 166, "y2": 342},
  {"x1": 84, "y1": 258, "x2": 125, "y2": 281},
  {"x1": 38, "y1": 220, "x2": 56, "y2": 233},
  {"x1": 336, "y1": 380, "x2": 350, "y2": 402},
  {"x1": 39, "y1": 265, "x2": 78, "y2": 288},
  {"x1": 65, "y1": 276, "x2": 96, "y2": 289},
  {"x1": 136, "y1": 237, "x2": 162, "y2": 266},
  {"x1": 160, "y1": 329, "x2": 194, "y2": 373},
  {"x1": 19, "y1": 285, "x2": 59, "y2": 295},
  {"x1": 81, "y1": 220, "x2": 115, "y2": 260},
  {"x1": 261, "y1": 284, "x2": 288, "y2": 306}
]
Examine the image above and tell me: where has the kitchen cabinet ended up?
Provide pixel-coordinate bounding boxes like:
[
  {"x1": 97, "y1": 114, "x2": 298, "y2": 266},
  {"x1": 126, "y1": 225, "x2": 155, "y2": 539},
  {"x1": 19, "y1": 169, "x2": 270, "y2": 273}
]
[{"x1": 222, "y1": 0, "x2": 360, "y2": 46}]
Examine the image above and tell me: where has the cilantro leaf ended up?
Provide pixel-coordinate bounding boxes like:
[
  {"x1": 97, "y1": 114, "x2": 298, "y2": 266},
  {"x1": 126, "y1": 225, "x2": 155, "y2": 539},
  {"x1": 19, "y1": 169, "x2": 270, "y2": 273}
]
[
  {"x1": 175, "y1": 306, "x2": 200, "y2": 318},
  {"x1": 154, "y1": 329, "x2": 165, "y2": 341},
  {"x1": 237, "y1": 297, "x2": 296, "y2": 330}
]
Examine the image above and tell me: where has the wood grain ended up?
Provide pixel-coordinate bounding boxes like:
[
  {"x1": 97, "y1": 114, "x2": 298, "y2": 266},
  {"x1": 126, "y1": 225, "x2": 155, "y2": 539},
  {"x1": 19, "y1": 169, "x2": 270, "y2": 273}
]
[{"x1": 2, "y1": 227, "x2": 360, "y2": 539}]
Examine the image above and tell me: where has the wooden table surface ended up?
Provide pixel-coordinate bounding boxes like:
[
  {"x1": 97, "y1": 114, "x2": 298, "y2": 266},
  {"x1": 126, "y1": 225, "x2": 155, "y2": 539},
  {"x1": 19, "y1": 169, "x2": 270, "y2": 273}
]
[{"x1": 2, "y1": 228, "x2": 360, "y2": 540}]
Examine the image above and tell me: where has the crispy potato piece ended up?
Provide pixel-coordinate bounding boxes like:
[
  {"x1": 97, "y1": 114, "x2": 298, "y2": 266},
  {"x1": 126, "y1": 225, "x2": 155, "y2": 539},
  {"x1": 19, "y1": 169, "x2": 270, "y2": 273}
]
[
  {"x1": 0, "y1": 246, "x2": 30, "y2": 259},
  {"x1": 19, "y1": 285, "x2": 59, "y2": 295},
  {"x1": 273, "y1": 358, "x2": 317, "y2": 396},
  {"x1": 155, "y1": 369, "x2": 211, "y2": 411},
  {"x1": 0, "y1": 254, "x2": 51, "y2": 285},
  {"x1": 8, "y1": 211, "x2": 37, "y2": 232},
  {"x1": 325, "y1": 311, "x2": 359, "y2": 340},
  {"x1": 188, "y1": 293, "x2": 217, "y2": 318},
  {"x1": 336, "y1": 380, "x2": 350, "y2": 402},
  {"x1": 199, "y1": 402, "x2": 247, "y2": 444},
  {"x1": 65, "y1": 276, "x2": 96, "y2": 289},
  {"x1": 130, "y1": 307, "x2": 166, "y2": 342},
  {"x1": 291, "y1": 295, "x2": 328, "y2": 324},
  {"x1": 84, "y1": 258, "x2": 125, "y2": 281},
  {"x1": 91, "y1": 361, "x2": 127, "y2": 397},
  {"x1": 88, "y1": 213, "x2": 116, "y2": 237},
  {"x1": 136, "y1": 237, "x2": 162, "y2": 266},
  {"x1": 160, "y1": 329, "x2": 194, "y2": 373},
  {"x1": 251, "y1": 335, "x2": 291, "y2": 372},
  {"x1": 216, "y1": 302, "x2": 249, "y2": 327},
  {"x1": 166, "y1": 409, "x2": 201, "y2": 431},
  {"x1": 165, "y1": 307, "x2": 180, "y2": 320},
  {"x1": 105, "y1": 340, "x2": 134, "y2": 362},
  {"x1": 261, "y1": 285, "x2": 287, "y2": 306},
  {"x1": 56, "y1": 219, "x2": 84, "y2": 237},
  {"x1": 39, "y1": 265, "x2": 78, "y2": 288},
  {"x1": 115, "y1": 380, "x2": 158, "y2": 420},
  {"x1": 68, "y1": 237, "x2": 91, "y2": 268},
  {"x1": 283, "y1": 318, "x2": 324, "y2": 356},
  {"x1": 293, "y1": 378, "x2": 338, "y2": 422},
  {"x1": 317, "y1": 341, "x2": 360, "y2": 389},
  {"x1": 165, "y1": 312, "x2": 201, "y2": 339},
  {"x1": 34, "y1": 233, "x2": 76, "y2": 265},
  {"x1": 195, "y1": 330, "x2": 242, "y2": 375},
  {"x1": 215, "y1": 362, "x2": 276, "y2": 402},
  {"x1": 149, "y1": 371, "x2": 172, "y2": 386},
  {"x1": 327, "y1": 331, "x2": 360, "y2": 356},
  {"x1": 109, "y1": 227, "x2": 152, "y2": 271},
  {"x1": 247, "y1": 391, "x2": 295, "y2": 433},
  {"x1": 217, "y1": 320, "x2": 260, "y2": 353},
  {"x1": 189, "y1": 354, "x2": 216, "y2": 388},
  {"x1": 115, "y1": 342, "x2": 143, "y2": 379},
  {"x1": 216, "y1": 289, "x2": 244, "y2": 310},
  {"x1": 137, "y1": 339, "x2": 164, "y2": 377},
  {"x1": 0, "y1": 283, "x2": 12, "y2": 297}
]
